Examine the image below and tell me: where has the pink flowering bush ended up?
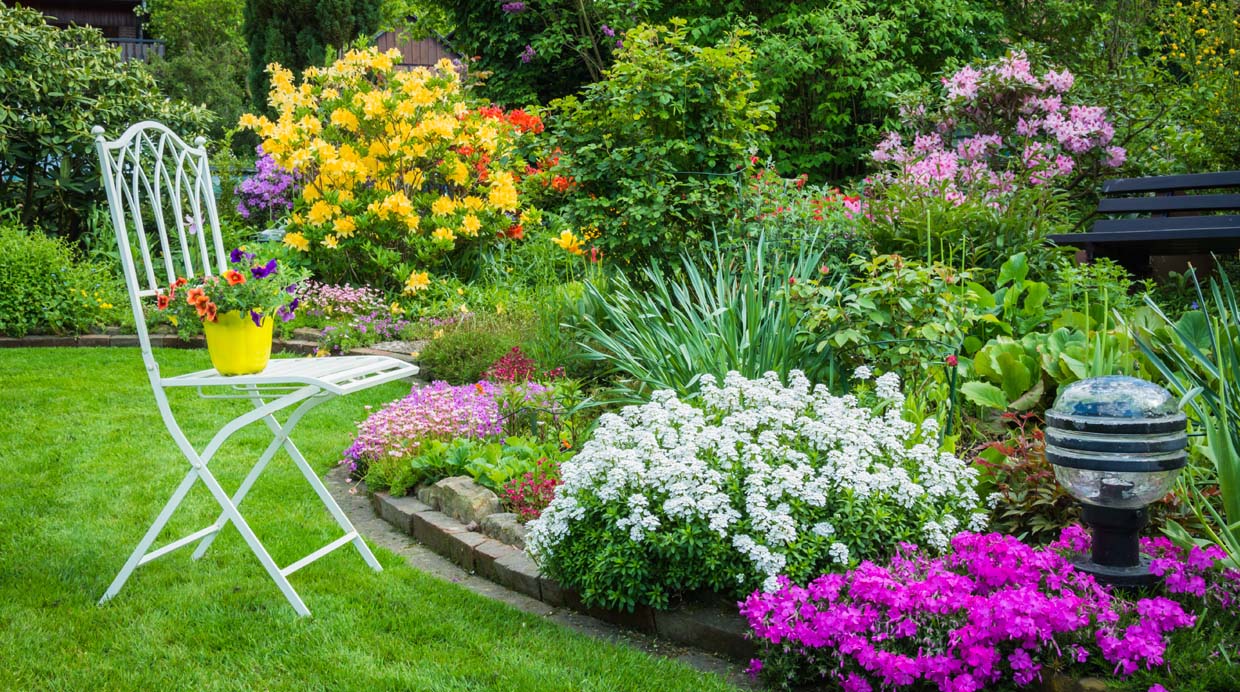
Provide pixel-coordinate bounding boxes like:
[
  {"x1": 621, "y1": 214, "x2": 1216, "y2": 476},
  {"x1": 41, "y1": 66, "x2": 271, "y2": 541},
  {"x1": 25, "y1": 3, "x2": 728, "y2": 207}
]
[
  {"x1": 742, "y1": 525, "x2": 1239, "y2": 692},
  {"x1": 294, "y1": 280, "x2": 386, "y2": 324},
  {"x1": 342, "y1": 381, "x2": 505, "y2": 481},
  {"x1": 856, "y1": 51, "x2": 1126, "y2": 271}
]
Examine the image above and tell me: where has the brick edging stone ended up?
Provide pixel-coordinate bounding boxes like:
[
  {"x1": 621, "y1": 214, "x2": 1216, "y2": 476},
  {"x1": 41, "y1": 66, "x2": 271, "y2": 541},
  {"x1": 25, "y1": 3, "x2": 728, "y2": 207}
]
[{"x1": 370, "y1": 490, "x2": 756, "y2": 661}]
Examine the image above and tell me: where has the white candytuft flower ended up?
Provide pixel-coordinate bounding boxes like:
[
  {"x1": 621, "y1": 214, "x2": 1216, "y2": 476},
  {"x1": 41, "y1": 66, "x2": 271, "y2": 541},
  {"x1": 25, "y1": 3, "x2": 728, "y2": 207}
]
[{"x1": 526, "y1": 369, "x2": 986, "y2": 590}]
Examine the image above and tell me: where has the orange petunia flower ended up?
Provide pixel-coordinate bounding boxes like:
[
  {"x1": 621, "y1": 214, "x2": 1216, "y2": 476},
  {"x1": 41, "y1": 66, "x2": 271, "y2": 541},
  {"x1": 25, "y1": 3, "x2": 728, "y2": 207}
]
[
  {"x1": 186, "y1": 287, "x2": 205, "y2": 304},
  {"x1": 156, "y1": 293, "x2": 170, "y2": 310},
  {"x1": 223, "y1": 269, "x2": 246, "y2": 286},
  {"x1": 174, "y1": 277, "x2": 188, "y2": 287},
  {"x1": 204, "y1": 302, "x2": 218, "y2": 322}
]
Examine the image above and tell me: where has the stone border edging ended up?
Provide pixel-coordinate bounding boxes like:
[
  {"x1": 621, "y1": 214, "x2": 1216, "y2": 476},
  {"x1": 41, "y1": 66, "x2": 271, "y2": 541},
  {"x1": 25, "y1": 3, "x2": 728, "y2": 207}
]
[{"x1": 370, "y1": 490, "x2": 756, "y2": 662}]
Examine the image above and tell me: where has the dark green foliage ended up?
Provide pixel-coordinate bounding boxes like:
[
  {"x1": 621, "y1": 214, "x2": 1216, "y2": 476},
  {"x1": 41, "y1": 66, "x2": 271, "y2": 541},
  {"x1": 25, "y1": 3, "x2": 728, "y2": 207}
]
[
  {"x1": 143, "y1": 0, "x2": 250, "y2": 140},
  {"x1": 0, "y1": 219, "x2": 125, "y2": 337},
  {"x1": 751, "y1": 0, "x2": 1005, "y2": 180},
  {"x1": 545, "y1": 22, "x2": 776, "y2": 266},
  {"x1": 243, "y1": 0, "x2": 383, "y2": 112},
  {"x1": 417, "y1": 314, "x2": 534, "y2": 384},
  {"x1": 0, "y1": 3, "x2": 212, "y2": 238}
]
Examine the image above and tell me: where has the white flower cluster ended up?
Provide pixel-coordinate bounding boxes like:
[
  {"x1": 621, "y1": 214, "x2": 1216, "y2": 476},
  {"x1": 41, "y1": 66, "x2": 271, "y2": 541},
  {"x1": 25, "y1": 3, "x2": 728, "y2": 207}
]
[{"x1": 527, "y1": 370, "x2": 986, "y2": 590}]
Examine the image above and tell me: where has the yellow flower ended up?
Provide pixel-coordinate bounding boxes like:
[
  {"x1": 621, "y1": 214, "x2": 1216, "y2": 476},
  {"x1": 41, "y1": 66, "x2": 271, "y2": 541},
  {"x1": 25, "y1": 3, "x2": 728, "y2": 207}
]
[
  {"x1": 321, "y1": 234, "x2": 339, "y2": 249},
  {"x1": 333, "y1": 216, "x2": 357, "y2": 237},
  {"x1": 238, "y1": 113, "x2": 262, "y2": 129},
  {"x1": 495, "y1": 302, "x2": 505, "y2": 315},
  {"x1": 404, "y1": 271, "x2": 431, "y2": 294},
  {"x1": 302, "y1": 184, "x2": 322, "y2": 203},
  {"x1": 461, "y1": 213, "x2": 481, "y2": 236},
  {"x1": 390, "y1": 301, "x2": 405, "y2": 315},
  {"x1": 330, "y1": 108, "x2": 360, "y2": 132},
  {"x1": 307, "y1": 199, "x2": 337, "y2": 225},
  {"x1": 487, "y1": 171, "x2": 519, "y2": 211},
  {"x1": 463, "y1": 195, "x2": 485, "y2": 211},
  {"x1": 447, "y1": 160, "x2": 470, "y2": 186},
  {"x1": 283, "y1": 231, "x2": 310, "y2": 252},
  {"x1": 403, "y1": 213, "x2": 421, "y2": 231},
  {"x1": 432, "y1": 227, "x2": 456, "y2": 243},
  {"x1": 551, "y1": 230, "x2": 584, "y2": 255},
  {"x1": 433, "y1": 328, "x2": 444, "y2": 339},
  {"x1": 431, "y1": 195, "x2": 457, "y2": 216}
]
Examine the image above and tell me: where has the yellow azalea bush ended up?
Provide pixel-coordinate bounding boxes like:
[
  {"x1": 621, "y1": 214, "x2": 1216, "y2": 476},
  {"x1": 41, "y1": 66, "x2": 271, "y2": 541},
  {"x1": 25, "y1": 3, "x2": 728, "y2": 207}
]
[{"x1": 238, "y1": 47, "x2": 545, "y2": 293}]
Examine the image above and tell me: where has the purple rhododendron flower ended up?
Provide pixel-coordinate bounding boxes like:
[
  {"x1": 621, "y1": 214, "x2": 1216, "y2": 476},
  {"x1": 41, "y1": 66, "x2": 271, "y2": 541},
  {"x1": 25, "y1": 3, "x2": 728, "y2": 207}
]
[
  {"x1": 519, "y1": 44, "x2": 536, "y2": 63},
  {"x1": 601, "y1": 24, "x2": 615, "y2": 37},
  {"x1": 501, "y1": 1, "x2": 525, "y2": 12}
]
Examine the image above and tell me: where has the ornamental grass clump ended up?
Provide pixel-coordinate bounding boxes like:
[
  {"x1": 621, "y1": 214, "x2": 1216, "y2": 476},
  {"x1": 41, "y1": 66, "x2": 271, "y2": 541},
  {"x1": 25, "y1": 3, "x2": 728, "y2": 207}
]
[
  {"x1": 742, "y1": 525, "x2": 1240, "y2": 692},
  {"x1": 527, "y1": 370, "x2": 987, "y2": 611}
]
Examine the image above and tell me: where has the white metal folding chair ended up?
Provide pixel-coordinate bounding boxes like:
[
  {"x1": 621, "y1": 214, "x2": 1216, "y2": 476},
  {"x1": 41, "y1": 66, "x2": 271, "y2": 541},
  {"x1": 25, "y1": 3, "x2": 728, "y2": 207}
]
[{"x1": 93, "y1": 121, "x2": 418, "y2": 616}]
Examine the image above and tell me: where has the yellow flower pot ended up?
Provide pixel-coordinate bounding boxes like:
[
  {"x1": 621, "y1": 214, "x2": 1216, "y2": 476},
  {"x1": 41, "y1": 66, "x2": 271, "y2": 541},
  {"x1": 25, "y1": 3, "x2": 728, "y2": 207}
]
[{"x1": 203, "y1": 310, "x2": 274, "y2": 375}]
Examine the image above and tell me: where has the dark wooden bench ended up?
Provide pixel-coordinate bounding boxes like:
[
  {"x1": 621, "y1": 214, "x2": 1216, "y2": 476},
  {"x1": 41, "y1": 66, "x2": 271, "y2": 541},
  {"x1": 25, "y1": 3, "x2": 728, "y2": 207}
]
[{"x1": 1049, "y1": 171, "x2": 1240, "y2": 276}]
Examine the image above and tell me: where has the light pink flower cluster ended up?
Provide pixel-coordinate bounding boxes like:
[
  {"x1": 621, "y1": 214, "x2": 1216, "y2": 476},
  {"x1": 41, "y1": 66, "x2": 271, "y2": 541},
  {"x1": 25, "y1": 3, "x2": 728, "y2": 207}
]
[
  {"x1": 341, "y1": 381, "x2": 504, "y2": 475},
  {"x1": 863, "y1": 51, "x2": 1125, "y2": 215}
]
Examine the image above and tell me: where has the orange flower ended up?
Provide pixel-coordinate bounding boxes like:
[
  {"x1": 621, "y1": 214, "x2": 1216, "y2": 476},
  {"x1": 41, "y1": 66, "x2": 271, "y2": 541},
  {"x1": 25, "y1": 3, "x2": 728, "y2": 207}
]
[
  {"x1": 204, "y1": 302, "x2": 218, "y2": 322},
  {"x1": 194, "y1": 294, "x2": 210, "y2": 308},
  {"x1": 186, "y1": 287, "x2": 205, "y2": 304},
  {"x1": 174, "y1": 277, "x2": 188, "y2": 287},
  {"x1": 223, "y1": 269, "x2": 246, "y2": 286},
  {"x1": 156, "y1": 293, "x2": 170, "y2": 310}
]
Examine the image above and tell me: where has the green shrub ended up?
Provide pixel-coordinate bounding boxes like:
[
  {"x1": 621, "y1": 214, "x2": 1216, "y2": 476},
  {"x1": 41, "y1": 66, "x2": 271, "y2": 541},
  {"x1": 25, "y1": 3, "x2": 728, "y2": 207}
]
[
  {"x1": 0, "y1": 3, "x2": 213, "y2": 239},
  {"x1": 417, "y1": 313, "x2": 534, "y2": 383},
  {"x1": 544, "y1": 21, "x2": 776, "y2": 266},
  {"x1": 0, "y1": 219, "x2": 125, "y2": 336}
]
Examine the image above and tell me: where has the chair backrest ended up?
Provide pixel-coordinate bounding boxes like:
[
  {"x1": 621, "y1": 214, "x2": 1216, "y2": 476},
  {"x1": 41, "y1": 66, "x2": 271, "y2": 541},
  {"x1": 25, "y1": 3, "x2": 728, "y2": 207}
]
[{"x1": 94, "y1": 121, "x2": 228, "y2": 377}]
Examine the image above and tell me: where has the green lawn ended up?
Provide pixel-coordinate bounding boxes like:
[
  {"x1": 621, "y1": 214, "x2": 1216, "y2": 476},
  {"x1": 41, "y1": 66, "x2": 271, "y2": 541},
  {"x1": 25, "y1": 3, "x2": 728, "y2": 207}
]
[{"x1": 0, "y1": 348, "x2": 739, "y2": 691}]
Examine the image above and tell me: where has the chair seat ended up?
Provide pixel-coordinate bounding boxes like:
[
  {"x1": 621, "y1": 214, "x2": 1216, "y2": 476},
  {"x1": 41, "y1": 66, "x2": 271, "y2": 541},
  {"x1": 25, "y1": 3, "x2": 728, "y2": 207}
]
[{"x1": 163, "y1": 355, "x2": 418, "y2": 396}]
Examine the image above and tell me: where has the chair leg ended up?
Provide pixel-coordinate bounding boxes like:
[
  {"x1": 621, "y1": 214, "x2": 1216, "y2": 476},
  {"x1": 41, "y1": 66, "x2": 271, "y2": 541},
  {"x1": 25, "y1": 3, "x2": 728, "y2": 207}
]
[
  {"x1": 190, "y1": 430, "x2": 286, "y2": 560},
  {"x1": 100, "y1": 468, "x2": 200, "y2": 605},
  {"x1": 254, "y1": 394, "x2": 383, "y2": 573},
  {"x1": 195, "y1": 465, "x2": 311, "y2": 617}
]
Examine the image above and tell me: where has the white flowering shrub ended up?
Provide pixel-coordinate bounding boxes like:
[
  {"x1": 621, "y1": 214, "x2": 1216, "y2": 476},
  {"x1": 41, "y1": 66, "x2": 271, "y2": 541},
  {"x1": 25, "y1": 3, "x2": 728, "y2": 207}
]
[{"x1": 527, "y1": 370, "x2": 988, "y2": 611}]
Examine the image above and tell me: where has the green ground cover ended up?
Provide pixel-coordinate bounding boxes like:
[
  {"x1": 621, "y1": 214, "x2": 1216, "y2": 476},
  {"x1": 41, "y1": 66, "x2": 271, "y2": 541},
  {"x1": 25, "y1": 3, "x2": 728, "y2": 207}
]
[{"x1": 0, "y1": 347, "x2": 737, "y2": 692}]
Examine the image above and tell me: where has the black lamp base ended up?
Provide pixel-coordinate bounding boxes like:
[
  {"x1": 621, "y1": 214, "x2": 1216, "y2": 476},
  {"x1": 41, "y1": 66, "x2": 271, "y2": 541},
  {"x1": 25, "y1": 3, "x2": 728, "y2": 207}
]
[
  {"x1": 1078, "y1": 503, "x2": 1157, "y2": 588},
  {"x1": 1071, "y1": 554, "x2": 1158, "y2": 587}
]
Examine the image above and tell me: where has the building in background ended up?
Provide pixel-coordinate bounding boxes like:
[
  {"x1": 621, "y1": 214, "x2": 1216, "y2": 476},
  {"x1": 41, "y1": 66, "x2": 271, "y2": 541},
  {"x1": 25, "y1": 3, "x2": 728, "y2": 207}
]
[{"x1": 17, "y1": 0, "x2": 163, "y2": 61}]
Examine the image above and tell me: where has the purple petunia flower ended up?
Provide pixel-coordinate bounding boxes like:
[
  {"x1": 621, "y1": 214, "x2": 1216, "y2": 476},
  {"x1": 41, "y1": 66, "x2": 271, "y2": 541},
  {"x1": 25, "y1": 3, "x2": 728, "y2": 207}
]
[
  {"x1": 249, "y1": 310, "x2": 264, "y2": 327},
  {"x1": 250, "y1": 258, "x2": 278, "y2": 279}
]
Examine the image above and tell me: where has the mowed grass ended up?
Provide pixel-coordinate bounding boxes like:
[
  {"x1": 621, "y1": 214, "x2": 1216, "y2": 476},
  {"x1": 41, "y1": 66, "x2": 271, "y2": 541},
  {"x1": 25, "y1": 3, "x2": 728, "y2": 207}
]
[{"x1": 0, "y1": 348, "x2": 739, "y2": 692}]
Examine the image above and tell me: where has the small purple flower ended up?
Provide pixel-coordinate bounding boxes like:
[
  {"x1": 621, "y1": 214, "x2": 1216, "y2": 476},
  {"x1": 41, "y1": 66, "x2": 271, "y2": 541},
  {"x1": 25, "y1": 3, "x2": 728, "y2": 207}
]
[
  {"x1": 519, "y1": 44, "x2": 536, "y2": 64},
  {"x1": 229, "y1": 247, "x2": 255, "y2": 264},
  {"x1": 249, "y1": 310, "x2": 264, "y2": 327},
  {"x1": 601, "y1": 24, "x2": 614, "y2": 37},
  {"x1": 183, "y1": 214, "x2": 200, "y2": 236},
  {"x1": 251, "y1": 258, "x2": 278, "y2": 279},
  {"x1": 501, "y1": 1, "x2": 526, "y2": 12},
  {"x1": 615, "y1": 39, "x2": 623, "y2": 49}
]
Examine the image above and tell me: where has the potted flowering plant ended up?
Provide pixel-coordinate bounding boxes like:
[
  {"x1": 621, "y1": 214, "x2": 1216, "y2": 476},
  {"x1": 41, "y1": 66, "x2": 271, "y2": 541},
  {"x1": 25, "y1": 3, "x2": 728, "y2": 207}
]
[{"x1": 154, "y1": 247, "x2": 308, "y2": 375}]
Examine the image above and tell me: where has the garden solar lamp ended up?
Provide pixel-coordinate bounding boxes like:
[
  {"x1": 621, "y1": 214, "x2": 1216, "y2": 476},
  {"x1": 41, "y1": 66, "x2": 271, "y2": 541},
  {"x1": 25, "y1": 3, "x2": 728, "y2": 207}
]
[{"x1": 1045, "y1": 376, "x2": 1188, "y2": 586}]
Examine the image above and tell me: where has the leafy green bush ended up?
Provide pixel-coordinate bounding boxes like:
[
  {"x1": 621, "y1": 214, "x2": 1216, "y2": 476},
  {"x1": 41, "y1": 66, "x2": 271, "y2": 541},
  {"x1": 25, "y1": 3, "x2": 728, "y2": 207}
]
[
  {"x1": 0, "y1": 3, "x2": 213, "y2": 239},
  {"x1": 543, "y1": 21, "x2": 776, "y2": 266},
  {"x1": 751, "y1": 0, "x2": 1004, "y2": 179},
  {"x1": 142, "y1": 0, "x2": 249, "y2": 141},
  {"x1": 0, "y1": 218, "x2": 124, "y2": 336},
  {"x1": 573, "y1": 236, "x2": 827, "y2": 399},
  {"x1": 417, "y1": 313, "x2": 535, "y2": 384}
]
